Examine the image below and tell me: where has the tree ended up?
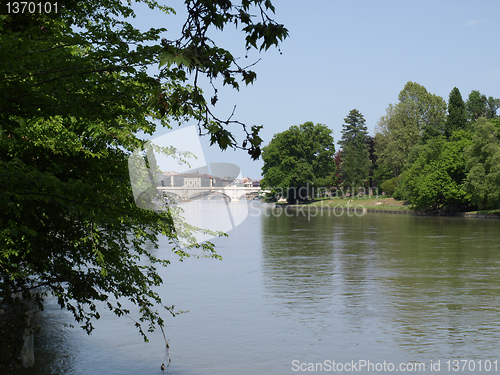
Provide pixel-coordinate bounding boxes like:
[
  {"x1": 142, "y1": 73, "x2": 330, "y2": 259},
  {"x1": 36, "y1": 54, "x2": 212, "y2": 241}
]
[
  {"x1": 463, "y1": 118, "x2": 500, "y2": 209},
  {"x1": 0, "y1": 0, "x2": 287, "y2": 366},
  {"x1": 260, "y1": 122, "x2": 336, "y2": 203},
  {"x1": 338, "y1": 109, "x2": 371, "y2": 190},
  {"x1": 396, "y1": 131, "x2": 473, "y2": 211},
  {"x1": 466, "y1": 90, "x2": 488, "y2": 121},
  {"x1": 445, "y1": 87, "x2": 468, "y2": 138},
  {"x1": 466, "y1": 91, "x2": 500, "y2": 122},
  {"x1": 375, "y1": 82, "x2": 447, "y2": 177},
  {"x1": 398, "y1": 81, "x2": 447, "y2": 141},
  {"x1": 365, "y1": 135, "x2": 378, "y2": 187},
  {"x1": 333, "y1": 150, "x2": 343, "y2": 187},
  {"x1": 340, "y1": 134, "x2": 371, "y2": 192},
  {"x1": 375, "y1": 104, "x2": 412, "y2": 177},
  {"x1": 372, "y1": 133, "x2": 395, "y2": 185},
  {"x1": 486, "y1": 97, "x2": 500, "y2": 119},
  {"x1": 338, "y1": 109, "x2": 368, "y2": 148},
  {"x1": 380, "y1": 177, "x2": 398, "y2": 196}
]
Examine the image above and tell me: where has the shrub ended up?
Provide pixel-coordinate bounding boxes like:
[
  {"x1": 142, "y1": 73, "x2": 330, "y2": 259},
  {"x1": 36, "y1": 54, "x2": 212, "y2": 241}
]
[{"x1": 380, "y1": 177, "x2": 398, "y2": 196}]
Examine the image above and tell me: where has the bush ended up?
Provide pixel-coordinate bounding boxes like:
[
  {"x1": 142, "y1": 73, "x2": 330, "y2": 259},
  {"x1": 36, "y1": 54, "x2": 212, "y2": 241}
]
[{"x1": 380, "y1": 177, "x2": 398, "y2": 196}]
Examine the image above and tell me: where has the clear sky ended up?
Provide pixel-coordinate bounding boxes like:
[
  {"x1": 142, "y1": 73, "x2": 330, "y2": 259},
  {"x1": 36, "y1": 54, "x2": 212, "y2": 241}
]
[{"x1": 133, "y1": 0, "x2": 500, "y2": 179}]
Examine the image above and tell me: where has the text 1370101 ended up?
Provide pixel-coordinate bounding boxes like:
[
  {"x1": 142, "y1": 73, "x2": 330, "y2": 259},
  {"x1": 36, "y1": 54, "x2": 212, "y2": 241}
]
[{"x1": 6, "y1": 2, "x2": 58, "y2": 14}]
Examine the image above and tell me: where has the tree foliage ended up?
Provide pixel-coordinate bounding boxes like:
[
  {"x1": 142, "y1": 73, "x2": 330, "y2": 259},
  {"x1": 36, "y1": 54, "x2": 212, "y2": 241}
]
[
  {"x1": 365, "y1": 135, "x2": 377, "y2": 187},
  {"x1": 463, "y1": 118, "x2": 500, "y2": 209},
  {"x1": 0, "y1": 0, "x2": 287, "y2": 355},
  {"x1": 396, "y1": 131, "x2": 472, "y2": 211},
  {"x1": 466, "y1": 90, "x2": 488, "y2": 121},
  {"x1": 260, "y1": 122, "x2": 336, "y2": 203},
  {"x1": 466, "y1": 90, "x2": 500, "y2": 122},
  {"x1": 380, "y1": 177, "x2": 398, "y2": 196},
  {"x1": 375, "y1": 82, "x2": 447, "y2": 177},
  {"x1": 333, "y1": 150, "x2": 343, "y2": 187},
  {"x1": 338, "y1": 109, "x2": 368, "y2": 148},
  {"x1": 375, "y1": 104, "x2": 411, "y2": 177},
  {"x1": 338, "y1": 109, "x2": 371, "y2": 189},
  {"x1": 486, "y1": 97, "x2": 500, "y2": 119},
  {"x1": 398, "y1": 81, "x2": 447, "y2": 141},
  {"x1": 445, "y1": 87, "x2": 468, "y2": 138}
]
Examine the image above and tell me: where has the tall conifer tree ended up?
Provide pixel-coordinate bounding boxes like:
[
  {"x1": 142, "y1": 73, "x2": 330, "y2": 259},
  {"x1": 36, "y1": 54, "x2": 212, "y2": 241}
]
[
  {"x1": 338, "y1": 109, "x2": 368, "y2": 148},
  {"x1": 445, "y1": 87, "x2": 468, "y2": 138},
  {"x1": 339, "y1": 109, "x2": 371, "y2": 190}
]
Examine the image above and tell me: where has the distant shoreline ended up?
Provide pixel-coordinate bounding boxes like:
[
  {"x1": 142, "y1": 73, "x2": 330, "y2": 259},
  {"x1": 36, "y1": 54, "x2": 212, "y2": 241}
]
[{"x1": 272, "y1": 198, "x2": 500, "y2": 219}]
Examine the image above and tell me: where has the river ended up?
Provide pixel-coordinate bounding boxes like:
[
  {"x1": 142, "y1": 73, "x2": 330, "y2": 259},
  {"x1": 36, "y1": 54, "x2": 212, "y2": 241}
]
[{"x1": 14, "y1": 201, "x2": 500, "y2": 374}]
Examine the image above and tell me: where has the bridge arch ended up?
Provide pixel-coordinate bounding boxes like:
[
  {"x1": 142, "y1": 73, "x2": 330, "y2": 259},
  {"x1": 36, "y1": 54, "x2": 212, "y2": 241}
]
[
  {"x1": 238, "y1": 192, "x2": 261, "y2": 201},
  {"x1": 161, "y1": 191, "x2": 182, "y2": 203},
  {"x1": 207, "y1": 192, "x2": 232, "y2": 201},
  {"x1": 189, "y1": 191, "x2": 212, "y2": 201},
  {"x1": 189, "y1": 191, "x2": 232, "y2": 202}
]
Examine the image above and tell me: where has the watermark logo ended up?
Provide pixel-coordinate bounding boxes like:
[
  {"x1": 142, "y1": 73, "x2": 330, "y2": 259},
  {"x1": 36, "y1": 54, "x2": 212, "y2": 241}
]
[
  {"x1": 128, "y1": 128, "x2": 376, "y2": 244},
  {"x1": 128, "y1": 126, "x2": 250, "y2": 245},
  {"x1": 248, "y1": 199, "x2": 367, "y2": 220}
]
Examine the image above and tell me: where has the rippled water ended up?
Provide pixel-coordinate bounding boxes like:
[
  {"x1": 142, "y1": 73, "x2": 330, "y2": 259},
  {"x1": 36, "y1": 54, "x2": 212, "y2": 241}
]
[{"x1": 14, "y1": 202, "x2": 500, "y2": 374}]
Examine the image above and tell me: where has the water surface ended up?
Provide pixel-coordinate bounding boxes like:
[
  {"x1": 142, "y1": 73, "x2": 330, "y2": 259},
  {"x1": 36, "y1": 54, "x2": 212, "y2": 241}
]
[{"x1": 15, "y1": 202, "x2": 500, "y2": 374}]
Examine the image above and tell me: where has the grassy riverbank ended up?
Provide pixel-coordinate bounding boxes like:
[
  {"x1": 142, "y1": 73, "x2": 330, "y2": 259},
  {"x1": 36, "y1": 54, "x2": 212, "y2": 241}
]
[
  {"x1": 275, "y1": 196, "x2": 413, "y2": 212},
  {"x1": 307, "y1": 196, "x2": 412, "y2": 211},
  {"x1": 465, "y1": 208, "x2": 500, "y2": 215},
  {"x1": 276, "y1": 196, "x2": 500, "y2": 217}
]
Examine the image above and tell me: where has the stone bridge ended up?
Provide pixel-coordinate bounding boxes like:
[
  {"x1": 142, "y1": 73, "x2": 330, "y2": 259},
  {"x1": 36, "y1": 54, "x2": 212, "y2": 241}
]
[{"x1": 157, "y1": 186, "x2": 263, "y2": 202}]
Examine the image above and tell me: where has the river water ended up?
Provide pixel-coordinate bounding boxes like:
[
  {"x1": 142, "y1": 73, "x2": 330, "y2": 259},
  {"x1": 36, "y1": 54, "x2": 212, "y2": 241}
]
[{"x1": 14, "y1": 202, "x2": 500, "y2": 374}]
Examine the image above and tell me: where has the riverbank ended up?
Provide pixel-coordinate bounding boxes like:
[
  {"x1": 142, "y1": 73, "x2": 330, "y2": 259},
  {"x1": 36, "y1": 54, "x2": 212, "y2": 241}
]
[
  {"x1": 310, "y1": 197, "x2": 411, "y2": 211},
  {"x1": 276, "y1": 197, "x2": 500, "y2": 218}
]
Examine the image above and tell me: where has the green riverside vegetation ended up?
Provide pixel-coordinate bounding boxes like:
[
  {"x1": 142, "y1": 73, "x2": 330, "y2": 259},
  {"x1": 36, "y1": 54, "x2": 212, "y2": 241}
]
[
  {"x1": 261, "y1": 82, "x2": 500, "y2": 213},
  {"x1": 1, "y1": 0, "x2": 287, "y2": 370}
]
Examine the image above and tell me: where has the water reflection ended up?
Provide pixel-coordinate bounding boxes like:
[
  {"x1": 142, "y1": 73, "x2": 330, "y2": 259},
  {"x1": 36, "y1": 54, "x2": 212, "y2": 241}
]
[
  {"x1": 375, "y1": 217, "x2": 500, "y2": 358},
  {"x1": 261, "y1": 211, "x2": 500, "y2": 361},
  {"x1": 13, "y1": 208, "x2": 500, "y2": 374}
]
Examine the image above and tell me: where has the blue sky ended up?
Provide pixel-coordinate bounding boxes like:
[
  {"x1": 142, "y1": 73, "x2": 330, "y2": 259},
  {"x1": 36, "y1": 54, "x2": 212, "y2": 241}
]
[{"x1": 133, "y1": 0, "x2": 500, "y2": 179}]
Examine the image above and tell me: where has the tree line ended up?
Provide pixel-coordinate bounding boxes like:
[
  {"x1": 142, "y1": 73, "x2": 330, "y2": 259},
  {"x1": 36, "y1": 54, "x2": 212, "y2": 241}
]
[{"x1": 261, "y1": 81, "x2": 500, "y2": 211}]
